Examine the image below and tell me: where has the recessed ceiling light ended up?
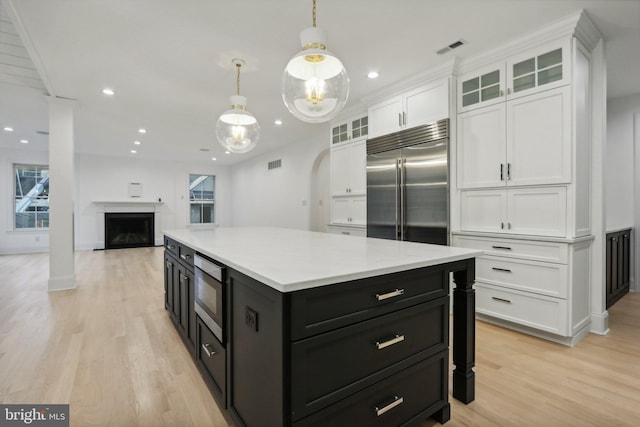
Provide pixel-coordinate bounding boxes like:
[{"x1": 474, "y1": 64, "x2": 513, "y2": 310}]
[
  {"x1": 224, "y1": 151, "x2": 230, "y2": 155},
  {"x1": 102, "y1": 88, "x2": 115, "y2": 95},
  {"x1": 134, "y1": 140, "x2": 141, "y2": 145},
  {"x1": 367, "y1": 71, "x2": 379, "y2": 79},
  {"x1": 130, "y1": 150, "x2": 137, "y2": 154},
  {"x1": 211, "y1": 157, "x2": 217, "y2": 161},
  {"x1": 274, "y1": 119, "x2": 283, "y2": 126},
  {"x1": 3, "y1": 126, "x2": 14, "y2": 132},
  {"x1": 138, "y1": 128, "x2": 147, "y2": 134},
  {"x1": 20, "y1": 139, "x2": 29, "y2": 144}
]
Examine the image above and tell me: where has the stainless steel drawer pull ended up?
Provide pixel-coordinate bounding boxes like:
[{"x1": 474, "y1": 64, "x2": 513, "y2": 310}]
[
  {"x1": 166, "y1": 261, "x2": 172, "y2": 268},
  {"x1": 492, "y1": 245, "x2": 512, "y2": 250},
  {"x1": 166, "y1": 244, "x2": 175, "y2": 250},
  {"x1": 375, "y1": 396, "x2": 404, "y2": 416},
  {"x1": 492, "y1": 297, "x2": 512, "y2": 304},
  {"x1": 376, "y1": 334, "x2": 405, "y2": 350},
  {"x1": 492, "y1": 267, "x2": 512, "y2": 273},
  {"x1": 375, "y1": 288, "x2": 405, "y2": 301},
  {"x1": 180, "y1": 253, "x2": 191, "y2": 260},
  {"x1": 202, "y1": 343, "x2": 216, "y2": 358}
]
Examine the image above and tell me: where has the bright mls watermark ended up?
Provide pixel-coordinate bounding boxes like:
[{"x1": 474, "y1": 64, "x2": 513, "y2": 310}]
[{"x1": 1, "y1": 405, "x2": 68, "y2": 427}]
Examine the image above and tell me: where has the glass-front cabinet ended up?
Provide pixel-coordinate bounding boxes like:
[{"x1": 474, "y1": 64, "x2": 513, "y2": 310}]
[
  {"x1": 331, "y1": 114, "x2": 368, "y2": 145},
  {"x1": 457, "y1": 39, "x2": 570, "y2": 112}
]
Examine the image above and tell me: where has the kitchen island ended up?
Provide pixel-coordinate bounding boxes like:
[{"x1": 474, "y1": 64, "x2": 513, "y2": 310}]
[{"x1": 163, "y1": 227, "x2": 480, "y2": 427}]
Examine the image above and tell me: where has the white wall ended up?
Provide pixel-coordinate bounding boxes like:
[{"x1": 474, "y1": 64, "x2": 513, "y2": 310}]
[
  {"x1": 0, "y1": 147, "x2": 231, "y2": 254},
  {"x1": 605, "y1": 93, "x2": 640, "y2": 293},
  {"x1": 230, "y1": 131, "x2": 329, "y2": 230},
  {"x1": 605, "y1": 94, "x2": 638, "y2": 230}
]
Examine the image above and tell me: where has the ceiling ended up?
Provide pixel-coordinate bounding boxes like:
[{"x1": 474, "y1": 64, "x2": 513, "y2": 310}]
[{"x1": 1, "y1": 0, "x2": 639, "y2": 165}]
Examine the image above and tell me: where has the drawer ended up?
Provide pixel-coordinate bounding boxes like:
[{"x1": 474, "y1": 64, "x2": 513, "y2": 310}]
[
  {"x1": 178, "y1": 244, "x2": 195, "y2": 268},
  {"x1": 477, "y1": 256, "x2": 568, "y2": 298},
  {"x1": 475, "y1": 283, "x2": 568, "y2": 336},
  {"x1": 290, "y1": 264, "x2": 448, "y2": 340},
  {"x1": 164, "y1": 236, "x2": 179, "y2": 257},
  {"x1": 290, "y1": 298, "x2": 448, "y2": 421},
  {"x1": 293, "y1": 350, "x2": 448, "y2": 427},
  {"x1": 326, "y1": 225, "x2": 367, "y2": 237},
  {"x1": 196, "y1": 316, "x2": 226, "y2": 406},
  {"x1": 453, "y1": 235, "x2": 568, "y2": 263}
]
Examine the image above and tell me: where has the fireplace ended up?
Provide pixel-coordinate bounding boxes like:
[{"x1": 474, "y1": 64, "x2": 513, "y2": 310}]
[{"x1": 104, "y1": 212, "x2": 155, "y2": 249}]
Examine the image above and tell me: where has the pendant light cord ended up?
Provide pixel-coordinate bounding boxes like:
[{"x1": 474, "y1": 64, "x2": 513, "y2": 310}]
[
  {"x1": 236, "y1": 63, "x2": 241, "y2": 96},
  {"x1": 312, "y1": 0, "x2": 316, "y2": 27}
]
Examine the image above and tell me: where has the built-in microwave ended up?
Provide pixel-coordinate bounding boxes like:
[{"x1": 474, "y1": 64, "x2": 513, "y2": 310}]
[{"x1": 194, "y1": 254, "x2": 225, "y2": 344}]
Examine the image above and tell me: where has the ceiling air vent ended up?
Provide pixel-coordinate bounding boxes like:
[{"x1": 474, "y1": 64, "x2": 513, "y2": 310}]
[
  {"x1": 436, "y1": 39, "x2": 466, "y2": 55},
  {"x1": 268, "y1": 159, "x2": 282, "y2": 170}
]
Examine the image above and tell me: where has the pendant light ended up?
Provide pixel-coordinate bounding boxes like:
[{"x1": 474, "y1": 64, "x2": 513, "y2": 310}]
[
  {"x1": 282, "y1": 0, "x2": 349, "y2": 123},
  {"x1": 216, "y1": 59, "x2": 260, "y2": 154}
]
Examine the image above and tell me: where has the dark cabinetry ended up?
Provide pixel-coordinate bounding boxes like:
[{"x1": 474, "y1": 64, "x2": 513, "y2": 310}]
[
  {"x1": 164, "y1": 236, "x2": 196, "y2": 354},
  {"x1": 229, "y1": 264, "x2": 453, "y2": 427},
  {"x1": 606, "y1": 229, "x2": 631, "y2": 309}
]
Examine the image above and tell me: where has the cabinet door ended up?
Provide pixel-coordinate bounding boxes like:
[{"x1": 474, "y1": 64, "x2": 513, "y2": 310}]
[
  {"x1": 457, "y1": 103, "x2": 507, "y2": 189},
  {"x1": 506, "y1": 86, "x2": 571, "y2": 186},
  {"x1": 403, "y1": 79, "x2": 449, "y2": 129},
  {"x1": 350, "y1": 197, "x2": 367, "y2": 225},
  {"x1": 460, "y1": 190, "x2": 506, "y2": 233},
  {"x1": 331, "y1": 144, "x2": 351, "y2": 196},
  {"x1": 349, "y1": 140, "x2": 367, "y2": 195},
  {"x1": 177, "y1": 266, "x2": 196, "y2": 350},
  {"x1": 506, "y1": 39, "x2": 571, "y2": 99},
  {"x1": 331, "y1": 122, "x2": 349, "y2": 145},
  {"x1": 368, "y1": 96, "x2": 402, "y2": 138},
  {"x1": 507, "y1": 187, "x2": 567, "y2": 237},
  {"x1": 164, "y1": 253, "x2": 176, "y2": 313},
  {"x1": 350, "y1": 115, "x2": 368, "y2": 141},
  {"x1": 331, "y1": 198, "x2": 351, "y2": 225},
  {"x1": 458, "y1": 64, "x2": 505, "y2": 113}
]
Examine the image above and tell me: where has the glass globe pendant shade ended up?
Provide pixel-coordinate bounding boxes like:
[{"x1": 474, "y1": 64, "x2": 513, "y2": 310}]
[
  {"x1": 216, "y1": 95, "x2": 260, "y2": 154},
  {"x1": 282, "y1": 27, "x2": 349, "y2": 123}
]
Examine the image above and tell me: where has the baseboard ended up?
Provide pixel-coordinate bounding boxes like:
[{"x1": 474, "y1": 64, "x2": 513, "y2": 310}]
[
  {"x1": 475, "y1": 313, "x2": 591, "y2": 347},
  {"x1": 48, "y1": 273, "x2": 77, "y2": 291},
  {"x1": 589, "y1": 310, "x2": 609, "y2": 335}
]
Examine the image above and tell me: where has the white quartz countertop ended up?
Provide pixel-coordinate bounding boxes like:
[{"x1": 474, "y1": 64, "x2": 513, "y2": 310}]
[{"x1": 163, "y1": 227, "x2": 482, "y2": 292}]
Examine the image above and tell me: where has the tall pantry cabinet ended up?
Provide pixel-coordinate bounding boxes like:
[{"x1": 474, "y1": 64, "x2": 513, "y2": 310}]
[{"x1": 451, "y1": 12, "x2": 600, "y2": 346}]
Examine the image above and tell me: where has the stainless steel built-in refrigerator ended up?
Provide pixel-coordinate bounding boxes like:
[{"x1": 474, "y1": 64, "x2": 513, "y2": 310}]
[{"x1": 366, "y1": 119, "x2": 449, "y2": 245}]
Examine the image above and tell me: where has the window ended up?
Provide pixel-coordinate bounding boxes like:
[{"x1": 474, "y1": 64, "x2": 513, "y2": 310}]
[
  {"x1": 14, "y1": 164, "x2": 50, "y2": 229},
  {"x1": 189, "y1": 174, "x2": 215, "y2": 224}
]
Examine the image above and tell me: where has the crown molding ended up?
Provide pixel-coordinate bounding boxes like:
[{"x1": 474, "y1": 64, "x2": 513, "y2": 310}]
[
  {"x1": 360, "y1": 58, "x2": 456, "y2": 106},
  {"x1": 457, "y1": 9, "x2": 602, "y2": 76}
]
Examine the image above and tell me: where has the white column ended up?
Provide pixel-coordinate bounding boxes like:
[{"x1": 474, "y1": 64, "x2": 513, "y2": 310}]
[{"x1": 46, "y1": 96, "x2": 77, "y2": 291}]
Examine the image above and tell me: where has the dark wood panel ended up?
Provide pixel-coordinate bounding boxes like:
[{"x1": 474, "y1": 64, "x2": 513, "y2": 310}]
[
  {"x1": 196, "y1": 316, "x2": 227, "y2": 408},
  {"x1": 606, "y1": 229, "x2": 631, "y2": 309},
  {"x1": 290, "y1": 265, "x2": 448, "y2": 340},
  {"x1": 229, "y1": 270, "x2": 286, "y2": 427},
  {"x1": 292, "y1": 351, "x2": 449, "y2": 427},
  {"x1": 290, "y1": 298, "x2": 448, "y2": 421}
]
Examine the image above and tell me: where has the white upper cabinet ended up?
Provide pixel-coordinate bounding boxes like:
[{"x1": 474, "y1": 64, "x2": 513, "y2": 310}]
[
  {"x1": 331, "y1": 139, "x2": 366, "y2": 196},
  {"x1": 457, "y1": 39, "x2": 571, "y2": 113},
  {"x1": 457, "y1": 103, "x2": 507, "y2": 189},
  {"x1": 458, "y1": 83, "x2": 571, "y2": 189},
  {"x1": 506, "y1": 86, "x2": 571, "y2": 186},
  {"x1": 458, "y1": 64, "x2": 505, "y2": 113},
  {"x1": 368, "y1": 78, "x2": 449, "y2": 139},
  {"x1": 331, "y1": 114, "x2": 368, "y2": 146},
  {"x1": 506, "y1": 40, "x2": 571, "y2": 100}
]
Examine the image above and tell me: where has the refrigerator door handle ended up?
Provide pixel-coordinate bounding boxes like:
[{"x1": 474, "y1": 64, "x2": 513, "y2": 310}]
[
  {"x1": 396, "y1": 158, "x2": 401, "y2": 240},
  {"x1": 400, "y1": 158, "x2": 406, "y2": 241}
]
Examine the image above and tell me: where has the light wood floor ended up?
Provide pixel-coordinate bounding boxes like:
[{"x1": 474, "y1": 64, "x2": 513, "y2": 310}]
[{"x1": 1, "y1": 248, "x2": 639, "y2": 427}]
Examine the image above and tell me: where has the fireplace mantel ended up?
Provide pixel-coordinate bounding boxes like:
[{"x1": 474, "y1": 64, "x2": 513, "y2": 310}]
[{"x1": 92, "y1": 200, "x2": 164, "y2": 206}]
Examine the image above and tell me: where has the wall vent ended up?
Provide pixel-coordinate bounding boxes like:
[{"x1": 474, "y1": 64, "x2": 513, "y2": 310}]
[
  {"x1": 436, "y1": 39, "x2": 466, "y2": 55},
  {"x1": 268, "y1": 159, "x2": 282, "y2": 170}
]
